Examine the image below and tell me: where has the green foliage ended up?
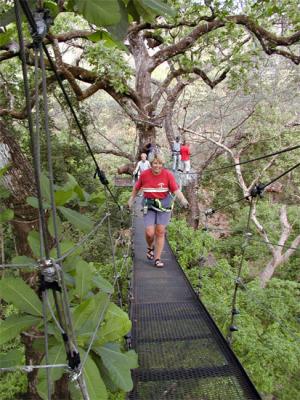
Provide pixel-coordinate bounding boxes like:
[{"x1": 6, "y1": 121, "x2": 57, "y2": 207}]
[
  {"x1": 0, "y1": 277, "x2": 43, "y2": 317},
  {"x1": 85, "y1": 42, "x2": 133, "y2": 93},
  {"x1": 0, "y1": 209, "x2": 13, "y2": 224},
  {"x1": 1, "y1": 175, "x2": 136, "y2": 399},
  {"x1": 95, "y1": 343, "x2": 138, "y2": 392},
  {"x1": 168, "y1": 217, "x2": 300, "y2": 399},
  {"x1": 0, "y1": 370, "x2": 27, "y2": 400},
  {"x1": 0, "y1": 315, "x2": 41, "y2": 346},
  {"x1": 67, "y1": 0, "x2": 123, "y2": 26},
  {"x1": 168, "y1": 218, "x2": 215, "y2": 269},
  {"x1": 0, "y1": 165, "x2": 13, "y2": 224}
]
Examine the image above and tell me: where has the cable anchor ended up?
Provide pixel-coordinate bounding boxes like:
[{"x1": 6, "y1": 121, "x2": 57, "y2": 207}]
[
  {"x1": 39, "y1": 259, "x2": 61, "y2": 292},
  {"x1": 30, "y1": 9, "x2": 52, "y2": 46},
  {"x1": 94, "y1": 167, "x2": 109, "y2": 186},
  {"x1": 249, "y1": 183, "x2": 265, "y2": 198},
  {"x1": 229, "y1": 325, "x2": 239, "y2": 332},
  {"x1": 204, "y1": 208, "x2": 215, "y2": 216}
]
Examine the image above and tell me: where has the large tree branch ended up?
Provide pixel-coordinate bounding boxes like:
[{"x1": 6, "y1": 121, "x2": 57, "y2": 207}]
[
  {"x1": 149, "y1": 15, "x2": 300, "y2": 70},
  {"x1": 0, "y1": 75, "x2": 57, "y2": 119},
  {"x1": 192, "y1": 67, "x2": 230, "y2": 88},
  {"x1": 282, "y1": 234, "x2": 300, "y2": 262},
  {"x1": 92, "y1": 147, "x2": 133, "y2": 160},
  {"x1": 0, "y1": 30, "x2": 93, "y2": 62},
  {"x1": 251, "y1": 202, "x2": 275, "y2": 255}
]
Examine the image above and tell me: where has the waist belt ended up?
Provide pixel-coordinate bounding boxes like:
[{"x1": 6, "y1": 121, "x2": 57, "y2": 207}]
[{"x1": 144, "y1": 198, "x2": 173, "y2": 213}]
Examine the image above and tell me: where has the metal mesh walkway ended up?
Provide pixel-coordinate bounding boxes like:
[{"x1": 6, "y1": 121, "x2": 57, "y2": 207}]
[{"x1": 128, "y1": 204, "x2": 261, "y2": 400}]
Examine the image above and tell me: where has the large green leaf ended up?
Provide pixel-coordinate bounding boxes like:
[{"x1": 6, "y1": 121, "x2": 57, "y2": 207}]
[
  {"x1": 40, "y1": 172, "x2": 51, "y2": 203},
  {"x1": 106, "y1": 0, "x2": 129, "y2": 41},
  {"x1": 97, "y1": 303, "x2": 131, "y2": 345},
  {"x1": 141, "y1": 0, "x2": 175, "y2": 15},
  {"x1": 0, "y1": 208, "x2": 14, "y2": 223},
  {"x1": 47, "y1": 213, "x2": 63, "y2": 238},
  {"x1": 27, "y1": 230, "x2": 41, "y2": 258},
  {"x1": 93, "y1": 274, "x2": 114, "y2": 294},
  {"x1": 0, "y1": 186, "x2": 10, "y2": 200},
  {"x1": 72, "y1": 292, "x2": 108, "y2": 345},
  {"x1": 69, "y1": 0, "x2": 122, "y2": 27},
  {"x1": 37, "y1": 344, "x2": 66, "y2": 400},
  {"x1": 58, "y1": 206, "x2": 93, "y2": 233},
  {"x1": 0, "y1": 1, "x2": 36, "y2": 27},
  {"x1": 0, "y1": 277, "x2": 43, "y2": 316},
  {"x1": 80, "y1": 349, "x2": 107, "y2": 400},
  {"x1": 75, "y1": 259, "x2": 93, "y2": 301},
  {"x1": 54, "y1": 189, "x2": 74, "y2": 206},
  {"x1": 0, "y1": 314, "x2": 41, "y2": 346},
  {"x1": 49, "y1": 240, "x2": 77, "y2": 258},
  {"x1": 59, "y1": 173, "x2": 85, "y2": 201},
  {"x1": 95, "y1": 343, "x2": 138, "y2": 391},
  {"x1": 26, "y1": 196, "x2": 50, "y2": 209},
  {"x1": 0, "y1": 349, "x2": 23, "y2": 368},
  {"x1": 11, "y1": 255, "x2": 36, "y2": 266}
]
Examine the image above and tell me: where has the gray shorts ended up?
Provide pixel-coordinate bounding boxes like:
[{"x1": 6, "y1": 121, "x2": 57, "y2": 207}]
[{"x1": 143, "y1": 209, "x2": 172, "y2": 227}]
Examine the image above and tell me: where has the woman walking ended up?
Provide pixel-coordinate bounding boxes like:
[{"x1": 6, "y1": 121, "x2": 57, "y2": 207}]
[{"x1": 128, "y1": 154, "x2": 188, "y2": 268}]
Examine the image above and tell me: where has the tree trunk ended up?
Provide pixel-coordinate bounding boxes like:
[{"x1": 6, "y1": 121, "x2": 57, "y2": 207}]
[
  {"x1": 1, "y1": 121, "x2": 68, "y2": 398},
  {"x1": 0, "y1": 121, "x2": 39, "y2": 256},
  {"x1": 53, "y1": 374, "x2": 72, "y2": 400},
  {"x1": 259, "y1": 258, "x2": 281, "y2": 288},
  {"x1": 185, "y1": 178, "x2": 200, "y2": 229},
  {"x1": 21, "y1": 334, "x2": 43, "y2": 400}
]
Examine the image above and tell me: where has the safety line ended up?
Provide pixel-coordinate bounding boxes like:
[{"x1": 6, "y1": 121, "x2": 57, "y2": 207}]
[
  {"x1": 55, "y1": 213, "x2": 110, "y2": 263},
  {"x1": 206, "y1": 162, "x2": 300, "y2": 214},
  {"x1": 0, "y1": 364, "x2": 68, "y2": 373},
  {"x1": 14, "y1": 3, "x2": 51, "y2": 397},
  {"x1": 201, "y1": 226, "x2": 300, "y2": 254},
  {"x1": 204, "y1": 144, "x2": 300, "y2": 173},
  {"x1": 188, "y1": 229, "x2": 300, "y2": 343},
  {"x1": 78, "y1": 236, "x2": 132, "y2": 375},
  {"x1": 227, "y1": 198, "x2": 253, "y2": 343},
  {"x1": 19, "y1": 0, "x2": 120, "y2": 210},
  {"x1": 105, "y1": 189, "x2": 123, "y2": 308}
]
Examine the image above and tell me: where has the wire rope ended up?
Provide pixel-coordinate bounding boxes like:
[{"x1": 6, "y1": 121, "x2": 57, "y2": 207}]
[
  {"x1": 15, "y1": 3, "x2": 90, "y2": 398},
  {"x1": 0, "y1": 364, "x2": 68, "y2": 373},
  {"x1": 55, "y1": 213, "x2": 110, "y2": 263},
  {"x1": 211, "y1": 261, "x2": 300, "y2": 343},
  {"x1": 203, "y1": 144, "x2": 300, "y2": 174},
  {"x1": 177, "y1": 222, "x2": 300, "y2": 343},
  {"x1": 19, "y1": 0, "x2": 120, "y2": 211},
  {"x1": 78, "y1": 219, "x2": 133, "y2": 376},
  {"x1": 227, "y1": 198, "x2": 254, "y2": 344},
  {"x1": 105, "y1": 188, "x2": 123, "y2": 308},
  {"x1": 204, "y1": 162, "x2": 300, "y2": 215},
  {"x1": 14, "y1": 3, "x2": 52, "y2": 396}
]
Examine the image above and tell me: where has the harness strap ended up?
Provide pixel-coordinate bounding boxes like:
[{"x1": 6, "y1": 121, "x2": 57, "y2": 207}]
[{"x1": 145, "y1": 198, "x2": 173, "y2": 213}]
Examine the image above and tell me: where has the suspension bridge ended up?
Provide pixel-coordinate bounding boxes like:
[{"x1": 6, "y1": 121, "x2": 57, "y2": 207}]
[
  {"x1": 1, "y1": 2, "x2": 299, "y2": 399},
  {"x1": 127, "y1": 200, "x2": 261, "y2": 399}
]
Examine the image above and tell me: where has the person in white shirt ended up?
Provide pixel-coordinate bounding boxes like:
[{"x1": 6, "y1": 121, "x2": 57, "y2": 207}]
[
  {"x1": 171, "y1": 136, "x2": 181, "y2": 171},
  {"x1": 133, "y1": 153, "x2": 151, "y2": 180}
]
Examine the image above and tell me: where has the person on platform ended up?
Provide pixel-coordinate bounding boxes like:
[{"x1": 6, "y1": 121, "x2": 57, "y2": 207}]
[
  {"x1": 132, "y1": 153, "x2": 151, "y2": 181},
  {"x1": 180, "y1": 140, "x2": 191, "y2": 174},
  {"x1": 127, "y1": 154, "x2": 188, "y2": 268},
  {"x1": 171, "y1": 136, "x2": 181, "y2": 171}
]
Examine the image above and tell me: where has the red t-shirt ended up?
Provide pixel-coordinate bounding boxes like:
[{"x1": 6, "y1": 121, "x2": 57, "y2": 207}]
[
  {"x1": 135, "y1": 168, "x2": 178, "y2": 199},
  {"x1": 180, "y1": 145, "x2": 190, "y2": 161}
]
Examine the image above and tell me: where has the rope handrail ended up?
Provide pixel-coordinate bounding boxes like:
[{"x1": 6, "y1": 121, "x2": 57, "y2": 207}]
[
  {"x1": 55, "y1": 213, "x2": 110, "y2": 263},
  {"x1": 0, "y1": 364, "x2": 68, "y2": 373},
  {"x1": 202, "y1": 144, "x2": 300, "y2": 173},
  {"x1": 78, "y1": 208, "x2": 133, "y2": 375}
]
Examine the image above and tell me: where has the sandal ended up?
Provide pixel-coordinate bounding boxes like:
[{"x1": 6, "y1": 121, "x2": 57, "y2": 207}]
[
  {"x1": 146, "y1": 247, "x2": 155, "y2": 260},
  {"x1": 154, "y1": 259, "x2": 164, "y2": 268}
]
